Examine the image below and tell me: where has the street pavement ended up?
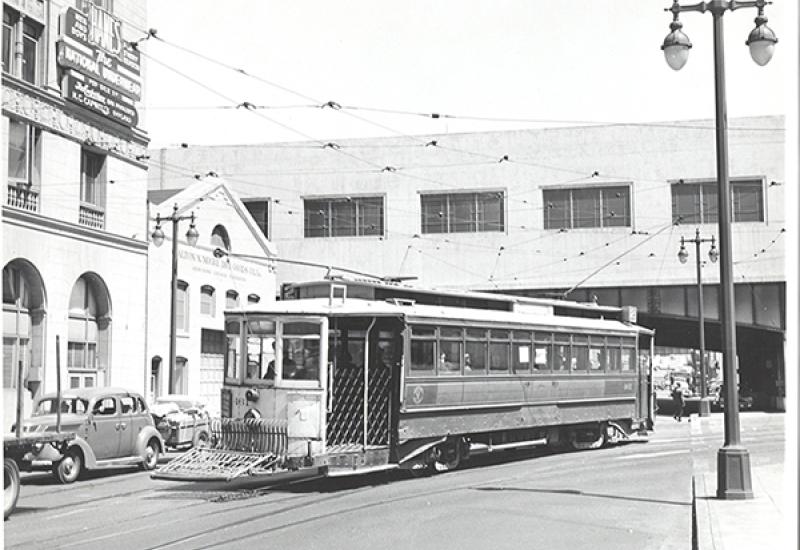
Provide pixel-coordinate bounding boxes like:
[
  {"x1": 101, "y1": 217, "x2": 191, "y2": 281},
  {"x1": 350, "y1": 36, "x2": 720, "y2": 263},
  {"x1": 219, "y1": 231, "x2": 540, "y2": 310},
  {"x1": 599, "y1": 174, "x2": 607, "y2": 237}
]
[{"x1": 2, "y1": 412, "x2": 791, "y2": 549}]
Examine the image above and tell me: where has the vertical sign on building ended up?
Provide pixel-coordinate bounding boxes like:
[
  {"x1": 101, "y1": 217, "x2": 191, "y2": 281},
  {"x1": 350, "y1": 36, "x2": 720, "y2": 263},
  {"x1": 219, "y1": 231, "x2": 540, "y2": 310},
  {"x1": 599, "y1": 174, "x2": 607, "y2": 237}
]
[{"x1": 57, "y1": 1, "x2": 141, "y2": 128}]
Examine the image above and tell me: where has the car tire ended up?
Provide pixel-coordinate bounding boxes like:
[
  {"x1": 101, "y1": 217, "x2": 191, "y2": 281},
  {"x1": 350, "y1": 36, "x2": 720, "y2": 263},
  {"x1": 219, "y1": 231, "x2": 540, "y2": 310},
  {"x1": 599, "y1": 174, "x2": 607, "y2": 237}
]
[
  {"x1": 141, "y1": 439, "x2": 160, "y2": 471},
  {"x1": 53, "y1": 449, "x2": 82, "y2": 484},
  {"x1": 193, "y1": 430, "x2": 210, "y2": 449},
  {"x1": 4, "y1": 458, "x2": 20, "y2": 520}
]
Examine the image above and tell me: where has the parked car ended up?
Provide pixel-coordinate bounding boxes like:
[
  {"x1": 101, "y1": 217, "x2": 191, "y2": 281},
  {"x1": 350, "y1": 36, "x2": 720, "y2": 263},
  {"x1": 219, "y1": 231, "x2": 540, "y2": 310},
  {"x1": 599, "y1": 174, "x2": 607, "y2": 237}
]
[
  {"x1": 19, "y1": 388, "x2": 164, "y2": 484},
  {"x1": 710, "y1": 384, "x2": 755, "y2": 411},
  {"x1": 150, "y1": 395, "x2": 211, "y2": 450}
]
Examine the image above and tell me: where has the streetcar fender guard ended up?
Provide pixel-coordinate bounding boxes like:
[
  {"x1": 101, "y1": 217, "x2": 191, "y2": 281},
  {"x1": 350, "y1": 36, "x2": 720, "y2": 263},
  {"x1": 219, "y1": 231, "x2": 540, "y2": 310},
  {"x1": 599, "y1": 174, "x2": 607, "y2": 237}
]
[{"x1": 396, "y1": 436, "x2": 447, "y2": 465}]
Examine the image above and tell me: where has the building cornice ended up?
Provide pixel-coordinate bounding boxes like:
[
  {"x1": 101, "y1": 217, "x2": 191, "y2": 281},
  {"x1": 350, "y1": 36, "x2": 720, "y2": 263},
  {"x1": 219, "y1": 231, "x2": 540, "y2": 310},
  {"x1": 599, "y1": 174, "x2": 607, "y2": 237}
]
[
  {"x1": 3, "y1": 206, "x2": 149, "y2": 255},
  {"x1": 2, "y1": 76, "x2": 149, "y2": 168}
]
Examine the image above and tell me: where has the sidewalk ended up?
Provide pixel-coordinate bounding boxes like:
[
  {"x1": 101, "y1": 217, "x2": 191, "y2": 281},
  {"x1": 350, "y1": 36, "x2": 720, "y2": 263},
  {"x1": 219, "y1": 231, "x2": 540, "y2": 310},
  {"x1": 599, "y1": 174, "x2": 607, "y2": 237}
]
[{"x1": 690, "y1": 413, "x2": 793, "y2": 550}]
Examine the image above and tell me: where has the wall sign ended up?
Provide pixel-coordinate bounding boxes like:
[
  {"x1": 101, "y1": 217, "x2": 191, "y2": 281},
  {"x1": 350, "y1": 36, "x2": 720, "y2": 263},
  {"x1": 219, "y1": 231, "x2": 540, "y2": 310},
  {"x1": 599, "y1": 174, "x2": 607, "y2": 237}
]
[
  {"x1": 58, "y1": 5, "x2": 141, "y2": 126},
  {"x1": 63, "y1": 70, "x2": 139, "y2": 127}
]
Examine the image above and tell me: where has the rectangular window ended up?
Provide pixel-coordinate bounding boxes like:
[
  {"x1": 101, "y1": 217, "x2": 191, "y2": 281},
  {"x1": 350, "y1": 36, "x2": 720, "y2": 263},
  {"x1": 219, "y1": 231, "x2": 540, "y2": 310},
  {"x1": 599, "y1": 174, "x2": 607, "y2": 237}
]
[
  {"x1": 200, "y1": 286, "x2": 215, "y2": 316},
  {"x1": 176, "y1": 281, "x2": 189, "y2": 332},
  {"x1": 410, "y1": 325, "x2": 435, "y2": 374},
  {"x1": 552, "y1": 334, "x2": 570, "y2": 371},
  {"x1": 465, "y1": 328, "x2": 487, "y2": 375},
  {"x1": 304, "y1": 196, "x2": 384, "y2": 237},
  {"x1": 7, "y1": 119, "x2": 41, "y2": 187},
  {"x1": 671, "y1": 179, "x2": 764, "y2": 224},
  {"x1": 421, "y1": 191, "x2": 505, "y2": 234},
  {"x1": 544, "y1": 186, "x2": 630, "y2": 229},
  {"x1": 572, "y1": 334, "x2": 589, "y2": 371},
  {"x1": 2, "y1": 7, "x2": 41, "y2": 84},
  {"x1": 81, "y1": 149, "x2": 106, "y2": 206},
  {"x1": 242, "y1": 199, "x2": 271, "y2": 240},
  {"x1": 533, "y1": 332, "x2": 551, "y2": 372}
]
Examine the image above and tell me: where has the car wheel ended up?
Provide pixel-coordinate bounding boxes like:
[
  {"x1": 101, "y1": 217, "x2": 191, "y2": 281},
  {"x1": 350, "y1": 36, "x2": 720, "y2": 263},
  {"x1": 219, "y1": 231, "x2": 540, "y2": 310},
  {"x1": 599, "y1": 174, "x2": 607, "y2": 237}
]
[
  {"x1": 4, "y1": 458, "x2": 20, "y2": 520},
  {"x1": 141, "y1": 439, "x2": 160, "y2": 471},
  {"x1": 53, "y1": 449, "x2": 82, "y2": 484},
  {"x1": 193, "y1": 430, "x2": 210, "y2": 449}
]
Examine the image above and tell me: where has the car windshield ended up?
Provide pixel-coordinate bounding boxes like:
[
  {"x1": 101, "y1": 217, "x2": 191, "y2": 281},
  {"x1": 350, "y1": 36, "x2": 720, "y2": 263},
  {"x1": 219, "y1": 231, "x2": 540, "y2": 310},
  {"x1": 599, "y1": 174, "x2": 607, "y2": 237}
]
[{"x1": 33, "y1": 397, "x2": 89, "y2": 416}]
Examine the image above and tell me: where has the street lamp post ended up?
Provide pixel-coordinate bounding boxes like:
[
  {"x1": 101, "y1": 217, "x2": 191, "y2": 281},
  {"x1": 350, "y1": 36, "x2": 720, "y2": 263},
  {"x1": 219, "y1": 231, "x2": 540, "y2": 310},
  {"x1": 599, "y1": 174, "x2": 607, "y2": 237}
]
[
  {"x1": 151, "y1": 204, "x2": 199, "y2": 393},
  {"x1": 661, "y1": 0, "x2": 777, "y2": 500},
  {"x1": 678, "y1": 229, "x2": 719, "y2": 417}
]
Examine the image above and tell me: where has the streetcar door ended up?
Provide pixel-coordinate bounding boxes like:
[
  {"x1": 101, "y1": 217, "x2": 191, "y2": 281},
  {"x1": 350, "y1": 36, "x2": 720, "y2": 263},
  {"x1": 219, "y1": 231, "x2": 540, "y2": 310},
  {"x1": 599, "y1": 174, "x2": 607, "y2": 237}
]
[{"x1": 326, "y1": 317, "x2": 400, "y2": 454}]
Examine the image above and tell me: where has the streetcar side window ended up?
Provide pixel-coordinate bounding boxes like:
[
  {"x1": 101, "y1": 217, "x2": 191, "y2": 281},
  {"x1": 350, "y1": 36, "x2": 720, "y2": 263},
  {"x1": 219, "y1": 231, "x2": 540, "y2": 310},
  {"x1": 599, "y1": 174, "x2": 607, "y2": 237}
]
[
  {"x1": 552, "y1": 334, "x2": 570, "y2": 371},
  {"x1": 512, "y1": 330, "x2": 532, "y2": 374},
  {"x1": 607, "y1": 337, "x2": 622, "y2": 371},
  {"x1": 489, "y1": 329, "x2": 510, "y2": 374},
  {"x1": 621, "y1": 337, "x2": 636, "y2": 372},
  {"x1": 410, "y1": 325, "x2": 436, "y2": 374},
  {"x1": 533, "y1": 332, "x2": 551, "y2": 373},
  {"x1": 572, "y1": 334, "x2": 589, "y2": 372},
  {"x1": 589, "y1": 336, "x2": 606, "y2": 372},
  {"x1": 224, "y1": 320, "x2": 241, "y2": 381},
  {"x1": 439, "y1": 327, "x2": 463, "y2": 375},
  {"x1": 465, "y1": 328, "x2": 487, "y2": 375}
]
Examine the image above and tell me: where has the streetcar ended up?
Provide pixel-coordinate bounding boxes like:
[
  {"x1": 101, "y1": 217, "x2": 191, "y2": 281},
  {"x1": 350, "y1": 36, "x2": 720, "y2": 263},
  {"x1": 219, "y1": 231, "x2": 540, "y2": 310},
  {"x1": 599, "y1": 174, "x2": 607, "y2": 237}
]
[{"x1": 154, "y1": 279, "x2": 654, "y2": 481}]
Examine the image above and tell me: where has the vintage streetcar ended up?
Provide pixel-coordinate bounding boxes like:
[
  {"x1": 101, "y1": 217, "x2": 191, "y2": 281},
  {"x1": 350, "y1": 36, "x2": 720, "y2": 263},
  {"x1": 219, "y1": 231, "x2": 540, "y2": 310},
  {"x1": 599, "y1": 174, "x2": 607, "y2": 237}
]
[{"x1": 154, "y1": 279, "x2": 654, "y2": 481}]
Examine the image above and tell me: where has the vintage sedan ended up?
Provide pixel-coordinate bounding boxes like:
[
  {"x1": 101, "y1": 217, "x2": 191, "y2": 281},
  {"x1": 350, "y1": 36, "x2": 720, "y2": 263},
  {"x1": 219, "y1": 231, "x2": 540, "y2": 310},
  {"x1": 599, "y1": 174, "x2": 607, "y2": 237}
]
[
  {"x1": 150, "y1": 395, "x2": 211, "y2": 450},
  {"x1": 19, "y1": 388, "x2": 164, "y2": 483}
]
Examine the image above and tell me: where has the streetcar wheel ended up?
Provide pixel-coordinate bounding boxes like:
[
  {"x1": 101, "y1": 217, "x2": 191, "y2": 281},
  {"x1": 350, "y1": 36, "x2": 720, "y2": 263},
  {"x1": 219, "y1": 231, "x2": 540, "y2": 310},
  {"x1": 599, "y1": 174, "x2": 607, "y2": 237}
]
[
  {"x1": 53, "y1": 449, "x2": 82, "y2": 484},
  {"x1": 4, "y1": 458, "x2": 20, "y2": 520},
  {"x1": 141, "y1": 439, "x2": 160, "y2": 471},
  {"x1": 432, "y1": 439, "x2": 463, "y2": 472},
  {"x1": 567, "y1": 424, "x2": 606, "y2": 451}
]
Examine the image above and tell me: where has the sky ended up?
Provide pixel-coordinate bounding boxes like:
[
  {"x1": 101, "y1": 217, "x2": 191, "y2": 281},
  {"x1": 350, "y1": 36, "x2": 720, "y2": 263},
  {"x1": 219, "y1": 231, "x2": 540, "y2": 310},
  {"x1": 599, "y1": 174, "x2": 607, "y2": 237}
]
[{"x1": 139, "y1": 0, "x2": 796, "y2": 148}]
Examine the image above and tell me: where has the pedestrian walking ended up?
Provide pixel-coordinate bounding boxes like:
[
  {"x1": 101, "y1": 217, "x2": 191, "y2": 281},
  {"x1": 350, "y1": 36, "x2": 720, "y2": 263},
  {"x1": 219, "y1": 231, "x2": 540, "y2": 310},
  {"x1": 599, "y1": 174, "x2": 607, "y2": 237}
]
[{"x1": 671, "y1": 383, "x2": 685, "y2": 421}]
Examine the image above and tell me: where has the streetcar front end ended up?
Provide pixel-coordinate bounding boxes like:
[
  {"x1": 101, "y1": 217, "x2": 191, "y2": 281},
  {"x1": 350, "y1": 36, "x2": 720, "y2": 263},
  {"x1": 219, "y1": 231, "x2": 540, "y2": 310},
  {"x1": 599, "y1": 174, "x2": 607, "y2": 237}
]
[{"x1": 153, "y1": 312, "x2": 329, "y2": 481}]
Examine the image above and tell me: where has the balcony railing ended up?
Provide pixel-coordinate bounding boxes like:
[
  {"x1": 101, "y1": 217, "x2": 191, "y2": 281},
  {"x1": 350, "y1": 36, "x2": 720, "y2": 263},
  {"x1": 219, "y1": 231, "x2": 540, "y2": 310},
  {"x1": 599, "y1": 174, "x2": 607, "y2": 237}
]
[
  {"x1": 6, "y1": 184, "x2": 40, "y2": 212},
  {"x1": 79, "y1": 203, "x2": 105, "y2": 229}
]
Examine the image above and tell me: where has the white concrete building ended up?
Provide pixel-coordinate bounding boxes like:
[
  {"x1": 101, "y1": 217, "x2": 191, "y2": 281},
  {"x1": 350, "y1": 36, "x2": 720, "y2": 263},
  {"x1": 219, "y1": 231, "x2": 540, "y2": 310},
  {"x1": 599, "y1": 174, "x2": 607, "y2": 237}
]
[
  {"x1": 147, "y1": 116, "x2": 786, "y2": 410},
  {"x1": 147, "y1": 178, "x2": 276, "y2": 415},
  {"x1": 3, "y1": 0, "x2": 148, "y2": 425}
]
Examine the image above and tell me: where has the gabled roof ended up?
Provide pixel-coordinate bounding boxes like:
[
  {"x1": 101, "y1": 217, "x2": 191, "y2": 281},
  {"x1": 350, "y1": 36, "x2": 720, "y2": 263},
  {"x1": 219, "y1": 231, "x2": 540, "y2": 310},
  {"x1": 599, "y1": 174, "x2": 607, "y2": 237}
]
[{"x1": 149, "y1": 175, "x2": 277, "y2": 257}]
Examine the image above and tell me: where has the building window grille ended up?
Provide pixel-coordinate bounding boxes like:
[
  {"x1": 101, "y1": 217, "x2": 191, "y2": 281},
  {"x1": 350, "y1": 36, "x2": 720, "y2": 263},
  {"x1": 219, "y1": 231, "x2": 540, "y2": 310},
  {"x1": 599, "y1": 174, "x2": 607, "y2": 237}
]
[
  {"x1": 543, "y1": 186, "x2": 631, "y2": 230},
  {"x1": 420, "y1": 191, "x2": 505, "y2": 234},
  {"x1": 671, "y1": 179, "x2": 764, "y2": 224},
  {"x1": 2, "y1": 7, "x2": 41, "y2": 84},
  {"x1": 304, "y1": 196, "x2": 384, "y2": 238}
]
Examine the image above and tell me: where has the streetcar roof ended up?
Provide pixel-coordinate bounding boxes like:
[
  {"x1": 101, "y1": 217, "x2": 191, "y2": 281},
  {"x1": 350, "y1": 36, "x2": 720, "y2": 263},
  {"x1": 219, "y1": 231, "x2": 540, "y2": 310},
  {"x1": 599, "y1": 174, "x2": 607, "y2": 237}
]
[{"x1": 227, "y1": 298, "x2": 650, "y2": 335}]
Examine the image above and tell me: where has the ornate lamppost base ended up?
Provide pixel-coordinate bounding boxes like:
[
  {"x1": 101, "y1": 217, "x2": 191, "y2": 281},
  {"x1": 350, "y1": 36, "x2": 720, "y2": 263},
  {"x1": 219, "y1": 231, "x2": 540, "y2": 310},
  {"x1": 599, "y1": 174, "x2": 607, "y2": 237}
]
[{"x1": 717, "y1": 446, "x2": 754, "y2": 499}]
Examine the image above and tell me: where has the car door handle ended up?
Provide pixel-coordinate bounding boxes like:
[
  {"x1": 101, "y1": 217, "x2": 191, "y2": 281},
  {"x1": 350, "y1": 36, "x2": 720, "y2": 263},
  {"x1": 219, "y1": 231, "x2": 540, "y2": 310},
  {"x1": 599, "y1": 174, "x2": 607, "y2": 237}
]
[{"x1": 119, "y1": 422, "x2": 127, "y2": 430}]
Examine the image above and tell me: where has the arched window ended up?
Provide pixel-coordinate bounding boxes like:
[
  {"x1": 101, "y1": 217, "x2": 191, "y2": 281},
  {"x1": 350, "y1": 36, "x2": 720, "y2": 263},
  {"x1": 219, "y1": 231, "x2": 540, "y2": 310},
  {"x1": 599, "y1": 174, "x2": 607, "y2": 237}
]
[
  {"x1": 211, "y1": 225, "x2": 231, "y2": 251},
  {"x1": 67, "y1": 274, "x2": 111, "y2": 389},
  {"x1": 200, "y1": 285, "x2": 216, "y2": 316},
  {"x1": 176, "y1": 280, "x2": 189, "y2": 331},
  {"x1": 247, "y1": 293, "x2": 260, "y2": 305},
  {"x1": 226, "y1": 290, "x2": 239, "y2": 309},
  {"x1": 3, "y1": 261, "x2": 46, "y2": 408}
]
